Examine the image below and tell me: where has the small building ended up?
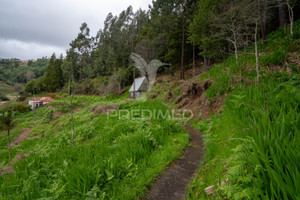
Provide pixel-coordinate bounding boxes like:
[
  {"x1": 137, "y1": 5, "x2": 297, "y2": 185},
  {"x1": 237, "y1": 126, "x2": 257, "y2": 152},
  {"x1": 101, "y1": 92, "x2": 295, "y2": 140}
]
[
  {"x1": 129, "y1": 77, "x2": 149, "y2": 98},
  {"x1": 28, "y1": 97, "x2": 54, "y2": 110}
]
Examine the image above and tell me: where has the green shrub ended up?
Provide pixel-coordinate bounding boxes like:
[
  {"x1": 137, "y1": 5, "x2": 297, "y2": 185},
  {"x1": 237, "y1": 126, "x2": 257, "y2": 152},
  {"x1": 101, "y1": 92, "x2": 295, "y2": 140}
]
[
  {"x1": 17, "y1": 93, "x2": 28, "y2": 102},
  {"x1": 4, "y1": 102, "x2": 31, "y2": 113},
  {"x1": 107, "y1": 94, "x2": 120, "y2": 101},
  {"x1": 260, "y1": 49, "x2": 287, "y2": 66},
  {"x1": 0, "y1": 95, "x2": 9, "y2": 101},
  {"x1": 50, "y1": 101, "x2": 72, "y2": 113}
]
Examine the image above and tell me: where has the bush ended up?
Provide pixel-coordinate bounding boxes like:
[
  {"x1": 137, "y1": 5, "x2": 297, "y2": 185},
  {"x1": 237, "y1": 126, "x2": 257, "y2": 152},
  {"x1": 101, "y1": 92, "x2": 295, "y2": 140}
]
[
  {"x1": 4, "y1": 102, "x2": 31, "y2": 113},
  {"x1": 14, "y1": 83, "x2": 23, "y2": 93},
  {"x1": 260, "y1": 49, "x2": 287, "y2": 66},
  {"x1": 55, "y1": 93, "x2": 68, "y2": 100},
  {"x1": 46, "y1": 93, "x2": 58, "y2": 99},
  {"x1": 0, "y1": 95, "x2": 9, "y2": 101},
  {"x1": 24, "y1": 79, "x2": 37, "y2": 95},
  {"x1": 17, "y1": 93, "x2": 28, "y2": 102}
]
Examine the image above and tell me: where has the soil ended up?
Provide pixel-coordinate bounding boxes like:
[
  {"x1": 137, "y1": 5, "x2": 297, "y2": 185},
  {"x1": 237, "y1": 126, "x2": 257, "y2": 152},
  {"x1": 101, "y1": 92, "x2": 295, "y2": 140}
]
[
  {"x1": 150, "y1": 74, "x2": 224, "y2": 119},
  {"x1": 0, "y1": 153, "x2": 24, "y2": 175},
  {"x1": 11, "y1": 128, "x2": 32, "y2": 146},
  {"x1": 143, "y1": 123, "x2": 205, "y2": 200},
  {"x1": 53, "y1": 111, "x2": 63, "y2": 117}
]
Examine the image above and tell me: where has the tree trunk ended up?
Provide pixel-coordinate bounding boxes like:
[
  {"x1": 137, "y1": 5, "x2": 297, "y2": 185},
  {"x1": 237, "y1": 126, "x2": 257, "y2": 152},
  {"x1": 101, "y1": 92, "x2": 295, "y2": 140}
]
[
  {"x1": 234, "y1": 42, "x2": 238, "y2": 64},
  {"x1": 69, "y1": 76, "x2": 71, "y2": 95},
  {"x1": 263, "y1": 0, "x2": 268, "y2": 33},
  {"x1": 255, "y1": 22, "x2": 260, "y2": 83},
  {"x1": 8, "y1": 129, "x2": 11, "y2": 159},
  {"x1": 257, "y1": 0, "x2": 267, "y2": 45},
  {"x1": 227, "y1": 37, "x2": 238, "y2": 63},
  {"x1": 105, "y1": 89, "x2": 108, "y2": 105},
  {"x1": 287, "y1": 3, "x2": 294, "y2": 36},
  {"x1": 204, "y1": 57, "x2": 211, "y2": 69},
  {"x1": 279, "y1": 0, "x2": 288, "y2": 27},
  {"x1": 71, "y1": 97, "x2": 74, "y2": 148},
  {"x1": 180, "y1": 11, "x2": 185, "y2": 80},
  {"x1": 133, "y1": 67, "x2": 136, "y2": 99},
  {"x1": 193, "y1": 43, "x2": 196, "y2": 77}
]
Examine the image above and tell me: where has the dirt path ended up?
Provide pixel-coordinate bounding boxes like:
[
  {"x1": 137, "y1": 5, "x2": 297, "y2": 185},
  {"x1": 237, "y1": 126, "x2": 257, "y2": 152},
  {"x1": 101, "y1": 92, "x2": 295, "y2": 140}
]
[
  {"x1": 11, "y1": 128, "x2": 32, "y2": 146},
  {"x1": 143, "y1": 123, "x2": 205, "y2": 200}
]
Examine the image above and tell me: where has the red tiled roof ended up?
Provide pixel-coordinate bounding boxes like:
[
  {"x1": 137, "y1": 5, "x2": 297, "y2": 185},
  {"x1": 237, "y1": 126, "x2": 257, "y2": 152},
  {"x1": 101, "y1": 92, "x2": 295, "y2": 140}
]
[
  {"x1": 28, "y1": 97, "x2": 42, "y2": 101},
  {"x1": 28, "y1": 97, "x2": 54, "y2": 103},
  {"x1": 40, "y1": 97, "x2": 54, "y2": 102}
]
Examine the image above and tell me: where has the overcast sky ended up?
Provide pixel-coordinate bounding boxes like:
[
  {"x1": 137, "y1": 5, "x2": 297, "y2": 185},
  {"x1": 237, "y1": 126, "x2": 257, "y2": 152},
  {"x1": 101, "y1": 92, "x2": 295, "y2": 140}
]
[{"x1": 0, "y1": 0, "x2": 152, "y2": 60}]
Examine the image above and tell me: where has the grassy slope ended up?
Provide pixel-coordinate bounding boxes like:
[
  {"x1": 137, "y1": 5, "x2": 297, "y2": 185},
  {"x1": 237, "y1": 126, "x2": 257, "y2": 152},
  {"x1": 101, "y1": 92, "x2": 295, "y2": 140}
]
[
  {"x1": 0, "y1": 95, "x2": 189, "y2": 199},
  {"x1": 186, "y1": 21, "x2": 300, "y2": 199}
]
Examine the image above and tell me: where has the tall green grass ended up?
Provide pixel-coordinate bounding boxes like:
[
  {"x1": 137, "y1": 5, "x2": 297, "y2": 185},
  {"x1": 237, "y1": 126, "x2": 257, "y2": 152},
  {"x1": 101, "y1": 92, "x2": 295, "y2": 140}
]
[
  {"x1": 0, "y1": 98, "x2": 189, "y2": 199},
  {"x1": 222, "y1": 74, "x2": 300, "y2": 199},
  {"x1": 187, "y1": 73, "x2": 299, "y2": 200}
]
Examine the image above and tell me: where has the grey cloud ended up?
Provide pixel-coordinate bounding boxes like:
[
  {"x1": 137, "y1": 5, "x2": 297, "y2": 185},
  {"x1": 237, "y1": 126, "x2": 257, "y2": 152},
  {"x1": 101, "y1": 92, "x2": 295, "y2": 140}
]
[
  {"x1": 0, "y1": 0, "x2": 152, "y2": 59},
  {"x1": 0, "y1": 39, "x2": 65, "y2": 60}
]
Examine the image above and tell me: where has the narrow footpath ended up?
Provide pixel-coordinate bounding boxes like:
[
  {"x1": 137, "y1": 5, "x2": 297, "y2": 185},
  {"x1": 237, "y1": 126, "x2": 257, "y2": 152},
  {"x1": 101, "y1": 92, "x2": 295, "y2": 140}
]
[{"x1": 143, "y1": 123, "x2": 205, "y2": 200}]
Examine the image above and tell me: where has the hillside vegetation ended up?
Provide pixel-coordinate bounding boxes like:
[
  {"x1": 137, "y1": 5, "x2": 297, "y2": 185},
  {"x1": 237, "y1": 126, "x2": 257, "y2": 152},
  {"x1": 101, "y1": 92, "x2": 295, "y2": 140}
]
[
  {"x1": 183, "y1": 21, "x2": 299, "y2": 199},
  {"x1": 0, "y1": 96, "x2": 189, "y2": 199},
  {"x1": 145, "y1": 20, "x2": 300, "y2": 200},
  {"x1": 0, "y1": 58, "x2": 49, "y2": 88}
]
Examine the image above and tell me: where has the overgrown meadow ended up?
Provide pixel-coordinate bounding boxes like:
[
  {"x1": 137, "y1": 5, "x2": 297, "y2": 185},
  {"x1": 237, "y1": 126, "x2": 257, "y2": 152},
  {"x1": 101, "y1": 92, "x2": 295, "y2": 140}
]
[
  {"x1": 187, "y1": 21, "x2": 300, "y2": 199},
  {"x1": 0, "y1": 95, "x2": 189, "y2": 199}
]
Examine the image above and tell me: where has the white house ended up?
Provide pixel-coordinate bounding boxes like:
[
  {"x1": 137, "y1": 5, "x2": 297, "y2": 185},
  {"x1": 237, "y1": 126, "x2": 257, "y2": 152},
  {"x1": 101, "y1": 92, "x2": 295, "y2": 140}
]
[{"x1": 28, "y1": 97, "x2": 54, "y2": 110}]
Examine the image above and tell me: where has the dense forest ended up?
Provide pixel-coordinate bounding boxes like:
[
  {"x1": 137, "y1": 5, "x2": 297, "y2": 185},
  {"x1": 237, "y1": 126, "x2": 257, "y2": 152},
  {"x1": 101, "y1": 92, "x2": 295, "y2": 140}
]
[
  {"x1": 0, "y1": 58, "x2": 48, "y2": 85},
  {"x1": 21, "y1": 0, "x2": 300, "y2": 95}
]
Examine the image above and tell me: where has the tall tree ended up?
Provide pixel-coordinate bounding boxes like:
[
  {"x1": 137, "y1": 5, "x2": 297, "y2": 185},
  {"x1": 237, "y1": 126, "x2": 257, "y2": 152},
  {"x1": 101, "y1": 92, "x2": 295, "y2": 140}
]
[
  {"x1": 180, "y1": 1, "x2": 186, "y2": 80},
  {"x1": 43, "y1": 53, "x2": 63, "y2": 92},
  {"x1": 211, "y1": 0, "x2": 257, "y2": 63},
  {"x1": 278, "y1": 0, "x2": 288, "y2": 26},
  {"x1": 68, "y1": 22, "x2": 93, "y2": 80},
  {"x1": 286, "y1": 0, "x2": 298, "y2": 36},
  {"x1": 257, "y1": 0, "x2": 268, "y2": 44},
  {"x1": 188, "y1": 0, "x2": 224, "y2": 68}
]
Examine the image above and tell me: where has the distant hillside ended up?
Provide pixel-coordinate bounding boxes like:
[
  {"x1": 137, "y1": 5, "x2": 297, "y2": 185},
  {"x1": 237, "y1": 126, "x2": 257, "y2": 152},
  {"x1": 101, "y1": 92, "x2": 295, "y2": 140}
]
[{"x1": 0, "y1": 58, "x2": 49, "y2": 88}]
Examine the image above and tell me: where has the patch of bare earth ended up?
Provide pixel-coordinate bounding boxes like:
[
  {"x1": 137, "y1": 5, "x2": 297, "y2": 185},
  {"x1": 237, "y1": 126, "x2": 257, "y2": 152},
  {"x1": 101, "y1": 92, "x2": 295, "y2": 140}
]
[
  {"x1": 289, "y1": 52, "x2": 300, "y2": 66},
  {"x1": 47, "y1": 105, "x2": 55, "y2": 110},
  {"x1": 0, "y1": 153, "x2": 24, "y2": 175},
  {"x1": 91, "y1": 104, "x2": 119, "y2": 115},
  {"x1": 150, "y1": 76, "x2": 224, "y2": 119},
  {"x1": 53, "y1": 111, "x2": 63, "y2": 117},
  {"x1": 11, "y1": 128, "x2": 32, "y2": 146}
]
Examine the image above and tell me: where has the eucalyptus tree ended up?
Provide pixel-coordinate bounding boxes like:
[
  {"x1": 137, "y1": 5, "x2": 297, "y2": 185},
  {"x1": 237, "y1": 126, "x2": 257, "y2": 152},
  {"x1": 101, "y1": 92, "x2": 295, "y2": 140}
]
[
  {"x1": 286, "y1": 0, "x2": 298, "y2": 36},
  {"x1": 188, "y1": 0, "x2": 225, "y2": 67},
  {"x1": 212, "y1": 0, "x2": 257, "y2": 63},
  {"x1": 68, "y1": 22, "x2": 93, "y2": 80},
  {"x1": 93, "y1": 7, "x2": 148, "y2": 79}
]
